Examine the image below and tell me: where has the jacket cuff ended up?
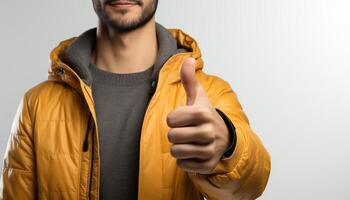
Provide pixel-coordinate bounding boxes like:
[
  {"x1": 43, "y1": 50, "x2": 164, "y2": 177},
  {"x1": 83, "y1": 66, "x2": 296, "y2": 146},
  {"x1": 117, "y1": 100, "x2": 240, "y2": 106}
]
[{"x1": 215, "y1": 108, "x2": 237, "y2": 159}]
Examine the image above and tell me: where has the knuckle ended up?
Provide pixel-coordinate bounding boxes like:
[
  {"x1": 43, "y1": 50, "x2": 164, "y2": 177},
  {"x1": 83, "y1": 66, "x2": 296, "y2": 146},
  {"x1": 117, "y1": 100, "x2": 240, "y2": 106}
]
[
  {"x1": 202, "y1": 126, "x2": 215, "y2": 141},
  {"x1": 194, "y1": 106, "x2": 209, "y2": 118},
  {"x1": 203, "y1": 163, "x2": 211, "y2": 171},
  {"x1": 202, "y1": 108, "x2": 213, "y2": 120},
  {"x1": 209, "y1": 160, "x2": 217, "y2": 170},
  {"x1": 196, "y1": 147, "x2": 210, "y2": 159},
  {"x1": 206, "y1": 145, "x2": 216, "y2": 157},
  {"x1": 208, "y1": 131, "x2": 216, "y2": 142},
  {"x1": 203, "y1": 160, "x2": 215, "y2": 171}
]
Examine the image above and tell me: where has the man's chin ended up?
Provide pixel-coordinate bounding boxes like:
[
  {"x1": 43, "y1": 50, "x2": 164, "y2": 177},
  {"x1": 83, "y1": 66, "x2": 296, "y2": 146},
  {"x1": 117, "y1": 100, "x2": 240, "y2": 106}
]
[
  {"x1": 99, "y1": 5, "x2": 156, "y2": 32},
  {"x1": 103, "y1": 20, "x2": 143, "y2": 33}
]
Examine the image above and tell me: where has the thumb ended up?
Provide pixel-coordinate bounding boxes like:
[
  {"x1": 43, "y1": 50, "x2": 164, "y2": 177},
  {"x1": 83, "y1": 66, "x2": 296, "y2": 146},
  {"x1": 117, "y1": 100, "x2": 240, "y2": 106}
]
[{"x1": 180, "y1": 57, "x2": 199, "y2": 105}]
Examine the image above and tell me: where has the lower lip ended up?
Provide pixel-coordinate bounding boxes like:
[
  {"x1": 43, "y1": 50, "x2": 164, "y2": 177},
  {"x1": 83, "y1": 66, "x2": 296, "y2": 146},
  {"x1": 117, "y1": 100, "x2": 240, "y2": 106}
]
[{"x1": 109, "y1": 3, "x2": 136, "y2": 9}]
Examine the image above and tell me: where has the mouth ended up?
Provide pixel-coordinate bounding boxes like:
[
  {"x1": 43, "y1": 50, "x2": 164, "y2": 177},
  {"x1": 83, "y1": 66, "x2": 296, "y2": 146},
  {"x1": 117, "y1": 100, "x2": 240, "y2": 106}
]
[{"x1": 107, "y1": 1, "x2": 139, "y2": 9}]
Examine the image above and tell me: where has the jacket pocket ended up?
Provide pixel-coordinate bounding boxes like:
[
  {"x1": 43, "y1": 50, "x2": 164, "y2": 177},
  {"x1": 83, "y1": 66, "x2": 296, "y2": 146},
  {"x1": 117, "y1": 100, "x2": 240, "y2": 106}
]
[{"x1": 35, "y1": 120, "x2": 82, "y2": 194}]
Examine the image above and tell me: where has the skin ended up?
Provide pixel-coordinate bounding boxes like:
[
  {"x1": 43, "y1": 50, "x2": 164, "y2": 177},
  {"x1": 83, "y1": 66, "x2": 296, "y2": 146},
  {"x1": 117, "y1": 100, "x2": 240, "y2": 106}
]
[
  {"x1": 167, "y1": 58, "x2": 230, "y2": 174},
  {"x1": 91, "y1": 0, "x2": 230, "y2": 174},
  {"x1": 91, "y1": 0, "x2": 159, "y2": 73}
]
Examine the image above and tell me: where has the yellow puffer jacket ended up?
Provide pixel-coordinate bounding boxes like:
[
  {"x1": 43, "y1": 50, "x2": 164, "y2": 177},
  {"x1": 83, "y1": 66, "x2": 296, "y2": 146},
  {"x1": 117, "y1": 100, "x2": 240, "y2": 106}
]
[{"x1": 0, "y1": 28, "x2": 270, "y2": 200}]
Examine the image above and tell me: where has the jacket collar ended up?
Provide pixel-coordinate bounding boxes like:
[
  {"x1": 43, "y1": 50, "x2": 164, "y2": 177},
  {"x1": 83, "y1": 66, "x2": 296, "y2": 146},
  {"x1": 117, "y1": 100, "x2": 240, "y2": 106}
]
[{"x1": 48, "y1": 25, "x2": 204, "y2": 89}]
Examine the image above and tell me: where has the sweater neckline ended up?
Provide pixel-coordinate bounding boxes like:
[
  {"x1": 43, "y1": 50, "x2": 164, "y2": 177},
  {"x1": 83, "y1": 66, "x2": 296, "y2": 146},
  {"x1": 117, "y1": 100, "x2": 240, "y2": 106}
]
[{"x1": 89, "y1": 63, "x2": 154, "y2": 86}]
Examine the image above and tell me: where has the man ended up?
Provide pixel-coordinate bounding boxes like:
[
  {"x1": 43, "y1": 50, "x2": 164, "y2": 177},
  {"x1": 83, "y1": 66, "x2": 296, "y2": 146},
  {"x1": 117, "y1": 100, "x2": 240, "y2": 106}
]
[{"x1": 0, "y1": 0, "x2": 271, "y2": 199}]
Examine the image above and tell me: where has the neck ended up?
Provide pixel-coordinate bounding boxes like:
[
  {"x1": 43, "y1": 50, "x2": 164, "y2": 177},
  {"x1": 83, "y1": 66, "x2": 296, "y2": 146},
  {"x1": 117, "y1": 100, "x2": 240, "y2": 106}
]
[{"x1": 91, "y1": 18, "x2": 158, "y2": 74}]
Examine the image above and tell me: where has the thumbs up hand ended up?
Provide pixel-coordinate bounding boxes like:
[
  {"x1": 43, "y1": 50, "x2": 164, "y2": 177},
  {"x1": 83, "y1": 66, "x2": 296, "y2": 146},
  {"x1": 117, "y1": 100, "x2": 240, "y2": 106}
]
[{"x1": 166, "y1": 57, "x2": 230, "y2": 174}]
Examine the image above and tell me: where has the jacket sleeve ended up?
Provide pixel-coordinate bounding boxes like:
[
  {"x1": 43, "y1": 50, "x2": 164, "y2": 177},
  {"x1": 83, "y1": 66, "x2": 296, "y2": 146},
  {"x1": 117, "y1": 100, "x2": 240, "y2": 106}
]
[
  {"x1": 0, "y1": 92, "x2": 37, "y2": 200},
  {"x1": 215, "y1": 108, "x2": 237, "y2": 159},
  {"x1": 188, "y1": 77, "x2": 271, "y2": 200}
]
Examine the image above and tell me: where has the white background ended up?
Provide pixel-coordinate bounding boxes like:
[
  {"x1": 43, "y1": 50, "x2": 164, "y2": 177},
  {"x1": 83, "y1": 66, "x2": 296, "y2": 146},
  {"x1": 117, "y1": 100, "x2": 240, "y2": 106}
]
[{"x1": 1, "y1": 0, "x2": 349, "y2": 199}]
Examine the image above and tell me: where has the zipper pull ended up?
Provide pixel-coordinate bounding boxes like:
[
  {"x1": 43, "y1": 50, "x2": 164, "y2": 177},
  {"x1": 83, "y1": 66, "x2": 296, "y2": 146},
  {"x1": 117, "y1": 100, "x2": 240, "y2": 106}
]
[{"x1": 149, "y1": 79, "x2": 157, "y2": 96}]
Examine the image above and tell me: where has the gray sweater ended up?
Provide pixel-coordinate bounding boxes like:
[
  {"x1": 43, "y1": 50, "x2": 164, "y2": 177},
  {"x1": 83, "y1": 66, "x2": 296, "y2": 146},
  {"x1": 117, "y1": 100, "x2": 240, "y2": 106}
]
[{"x1": 89, "y1": 62, "x2": 153, "y2": 200}]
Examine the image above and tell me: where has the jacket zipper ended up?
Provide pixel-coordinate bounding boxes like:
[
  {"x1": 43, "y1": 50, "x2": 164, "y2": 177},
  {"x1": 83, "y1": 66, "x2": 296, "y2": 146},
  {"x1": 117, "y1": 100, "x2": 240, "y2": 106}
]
[
  {"x1": 83, "y1": 113, "x2": 92, "y2": 152},
  {"x1": 82, "y1": 113, "x2": 94, "y2": 199},
  {"x1": 88, "y1": 127, "x2": 95, "y2": 200}
]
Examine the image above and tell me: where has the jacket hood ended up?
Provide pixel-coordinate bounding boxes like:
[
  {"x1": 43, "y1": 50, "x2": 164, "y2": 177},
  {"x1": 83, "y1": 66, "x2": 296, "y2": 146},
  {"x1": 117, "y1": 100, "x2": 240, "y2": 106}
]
[{"x1": 48, "y1": 24, "x2": 204, "y2": 89}]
